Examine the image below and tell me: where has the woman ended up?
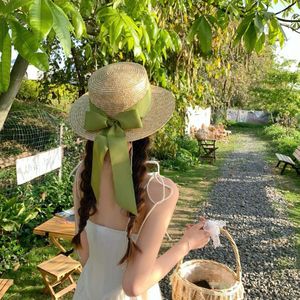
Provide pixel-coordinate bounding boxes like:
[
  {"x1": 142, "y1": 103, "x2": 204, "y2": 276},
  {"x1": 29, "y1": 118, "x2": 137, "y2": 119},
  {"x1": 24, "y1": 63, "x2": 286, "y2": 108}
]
[{"x1": 68, "y1": 62, "x2": 210, "y2": 299}]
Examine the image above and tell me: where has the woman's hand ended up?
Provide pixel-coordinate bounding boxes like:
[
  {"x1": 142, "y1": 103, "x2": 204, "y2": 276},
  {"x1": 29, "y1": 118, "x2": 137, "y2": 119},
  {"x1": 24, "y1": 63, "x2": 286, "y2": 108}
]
[{"x1": 179, "y1": 217, "x2": 210, "y2": 253}]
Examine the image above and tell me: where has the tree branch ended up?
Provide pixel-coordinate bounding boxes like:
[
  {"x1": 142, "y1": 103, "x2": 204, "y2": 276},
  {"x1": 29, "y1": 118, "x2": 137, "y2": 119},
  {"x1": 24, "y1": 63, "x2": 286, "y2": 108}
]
[
  {"x1": 275, "y1": 1, "x2": 296, "y2": 15},
  {"x1": 280, "y1": 23, "x2": 300, "y2": 34},
  {"x1": 276, "y1": 16, "x2": 300, "y2": 23}
]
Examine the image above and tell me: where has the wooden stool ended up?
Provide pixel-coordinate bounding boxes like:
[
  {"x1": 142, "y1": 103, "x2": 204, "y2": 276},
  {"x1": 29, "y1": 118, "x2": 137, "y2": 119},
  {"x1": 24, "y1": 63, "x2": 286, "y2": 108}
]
[
  {"x1": 0, "y1": 279, "x2": 13, "y2": 299},
  {"x1": 37, "y1": 254, "x2": 81, "y2": 299}
]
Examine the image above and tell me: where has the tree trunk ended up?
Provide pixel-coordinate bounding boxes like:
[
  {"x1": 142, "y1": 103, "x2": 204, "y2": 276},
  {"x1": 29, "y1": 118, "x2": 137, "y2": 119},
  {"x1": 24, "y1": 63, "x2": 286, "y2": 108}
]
[
  {"x1": 0, "y1": 55, "x2": 29, "y2": 131},
  {"x1": 71, "y1": 47, "x2": 86, "y2": 97}
]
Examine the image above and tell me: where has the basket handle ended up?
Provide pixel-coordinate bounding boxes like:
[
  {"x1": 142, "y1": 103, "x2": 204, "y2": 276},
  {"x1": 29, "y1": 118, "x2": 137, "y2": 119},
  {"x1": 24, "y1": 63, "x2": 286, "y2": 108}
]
[{"x1": 175, "y1": 228, "x2": 242, "y2": 282}]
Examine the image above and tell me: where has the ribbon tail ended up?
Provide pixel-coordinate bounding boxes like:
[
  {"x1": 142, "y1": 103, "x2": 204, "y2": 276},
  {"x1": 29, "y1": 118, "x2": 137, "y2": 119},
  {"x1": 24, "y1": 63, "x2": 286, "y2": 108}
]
[
  {"x1": 91, "y1": 135, "x2": 108, "y2": 200},
  {"x1": 108, "y1": 127, "x2": 138, "y2": 215}
]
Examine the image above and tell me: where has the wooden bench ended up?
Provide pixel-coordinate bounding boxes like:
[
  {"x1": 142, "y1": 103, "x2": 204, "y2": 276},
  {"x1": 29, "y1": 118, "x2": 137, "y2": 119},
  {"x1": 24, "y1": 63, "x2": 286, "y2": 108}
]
[
  {"x1": 37, "y1": 254, "x2": 81, "y2": 299},
  {"x1": 0, "y1": 279, "x2": 13, "y2": 299},
  {"x1": 275, "y1": 146, "x2": 300, "y2": 175}
]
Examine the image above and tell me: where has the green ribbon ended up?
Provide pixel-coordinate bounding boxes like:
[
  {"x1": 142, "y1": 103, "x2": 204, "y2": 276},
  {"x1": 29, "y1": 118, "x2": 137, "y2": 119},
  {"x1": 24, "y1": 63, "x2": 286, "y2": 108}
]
[{"x1": 84, "y1": 89, "x2": 151, "y2": 215}]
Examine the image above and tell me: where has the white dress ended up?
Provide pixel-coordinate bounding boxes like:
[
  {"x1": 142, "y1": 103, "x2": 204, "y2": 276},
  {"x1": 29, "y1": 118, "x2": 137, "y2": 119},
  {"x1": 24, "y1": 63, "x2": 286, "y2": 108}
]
[
  {"x1": 73, "y1": 173, "x2": 171, "y2": 300},
  {"x1": 73, "y1": 220, "x2": 162, "y2": 300}
]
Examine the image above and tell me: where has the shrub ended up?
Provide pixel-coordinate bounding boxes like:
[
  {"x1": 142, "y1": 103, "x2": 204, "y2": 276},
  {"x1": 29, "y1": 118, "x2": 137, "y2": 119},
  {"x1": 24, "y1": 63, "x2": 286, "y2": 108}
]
[
  {"x1": 40, "y1": 83, "x2": 78, "y2": 112},
  {"x1": 17, "y1": 80, "x2": 41, "y2": 102},
  {"x1": 263, "y1": 124, "x2": 300, "y2": 157}
]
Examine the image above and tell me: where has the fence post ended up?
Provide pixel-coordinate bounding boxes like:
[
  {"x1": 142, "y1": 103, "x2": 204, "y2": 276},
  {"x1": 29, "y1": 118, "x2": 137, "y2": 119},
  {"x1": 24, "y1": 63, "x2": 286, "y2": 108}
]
[{"x1": 58, "y1": 123, "x2": 64, "y2": 181}]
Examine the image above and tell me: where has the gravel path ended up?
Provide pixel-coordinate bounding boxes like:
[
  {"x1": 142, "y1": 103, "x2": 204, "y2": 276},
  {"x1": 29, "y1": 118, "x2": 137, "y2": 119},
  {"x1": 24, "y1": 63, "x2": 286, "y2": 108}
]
[{"x1": 160, "y1": 132, "x2": 299, "y2": 299}]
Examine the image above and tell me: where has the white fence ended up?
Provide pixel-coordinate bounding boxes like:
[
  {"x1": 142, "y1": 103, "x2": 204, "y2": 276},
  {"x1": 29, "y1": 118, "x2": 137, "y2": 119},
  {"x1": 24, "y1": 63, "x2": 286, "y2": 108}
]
[{"x1": 227, "y1": 109, "x2": 269, "y2": 124}]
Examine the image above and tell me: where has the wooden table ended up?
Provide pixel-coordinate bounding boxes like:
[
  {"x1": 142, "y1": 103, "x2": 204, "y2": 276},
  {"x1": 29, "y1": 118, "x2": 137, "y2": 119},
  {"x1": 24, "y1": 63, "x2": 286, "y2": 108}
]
[{"x1": 33, "y1": 216, "x2": 75, "y2": 253}]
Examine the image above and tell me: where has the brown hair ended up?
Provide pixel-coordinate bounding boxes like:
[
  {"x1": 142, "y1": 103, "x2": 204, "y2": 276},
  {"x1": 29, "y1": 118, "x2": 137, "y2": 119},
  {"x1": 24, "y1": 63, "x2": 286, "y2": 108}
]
[{"x1": 72, "y1": 137, "x2": 151, "y2": 264}]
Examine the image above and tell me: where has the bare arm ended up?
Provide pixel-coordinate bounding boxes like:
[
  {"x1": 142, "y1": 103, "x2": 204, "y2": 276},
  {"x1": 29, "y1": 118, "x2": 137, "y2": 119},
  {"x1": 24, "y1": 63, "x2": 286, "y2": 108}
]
[
  {"x1": 73, "y1": 165, "x2": 89, "y2": 266},
  {"x1": 122, "y1": 178, "x2": 210, "y2": 296}
]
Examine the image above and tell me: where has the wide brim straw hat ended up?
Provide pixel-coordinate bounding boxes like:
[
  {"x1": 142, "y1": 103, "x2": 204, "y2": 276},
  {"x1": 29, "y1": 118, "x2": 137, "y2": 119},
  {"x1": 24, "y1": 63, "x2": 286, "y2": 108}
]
[{"x1": 68, "y1": 62, "x2": 175, "y2": 142}]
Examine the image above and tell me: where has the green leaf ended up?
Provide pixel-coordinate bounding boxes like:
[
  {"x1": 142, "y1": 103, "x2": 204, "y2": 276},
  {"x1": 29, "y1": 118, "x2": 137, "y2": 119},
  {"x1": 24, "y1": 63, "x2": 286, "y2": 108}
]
[
  {"x1": 278, "y1": 24, "x2": 286, "y2": 47},
  {"x1": 243, "y1": 21, "x2": 257, "y2": 53},
  {"x1": 24, "y1": 211, "x2": 38, "y2": 223},
  {"x1": 0, "y1": 18, "x2": 11, "y2": 93},
  {"x1": 161, "y1": 29, "x2": 174, "y2": 51},
  {"x1": 169, "y1": 31, "x2": 181, "y2": 52},
  {"x1": 255, "y1": 32, "x2": 265, "y2": 53},
  {"x1": 57, "y1": 0, "x2": 86, "y2": 38},
  {"x1": 97, "y1": 7, "x2": 117, "y2": 19},
  {"x1": 8, "y1": 18, "x2": 49, "y2": 70},
  {"x1": 254, "y1": 15, "x2": 264, "y2": 34},
  {"x1": 141, "y1": 23, "x2": 150, "y2": 52},
  {"x1": 29, "y1": 0, "x2": 53, "y2": 40},
  {"x1": 16, "y1": 204, "x2": 25, "y2": 217},
  {"x1": 9, "y1": 18, "x2": 39, "y2": 55},
  {"x1": 46, "y1": 0, "x2": 73, "y2": 56},
  {"x1": 187, "y1": 17, "x2": 201, "y2": 42},
  {"x1": 144, "y1": 14, "x2": 158, "y2": 42},
  {"x1": 4, "y1": 0, "x2": 33, "y2": 13},
  {"x1": 80, "y1": 0, "x2": 94, "y2": 17},
  {"x1": 30, "y1": 52, "x2": 49, "y2": 70},
  {"x1": 110, "y1": 16, "x2": 124, "y2": 49},
  {"x1": 234, "y1": 13, "x2": 254, "y2": 45},
  {"x1": 1, "y1": 223, "x2": 16, "y2": 232},
  {"x1": 197, "y1": 16, "x2": 212, "y2": 54},
  {"x1": 121, "y1": 13, "x2": 140, "y2": 47}
]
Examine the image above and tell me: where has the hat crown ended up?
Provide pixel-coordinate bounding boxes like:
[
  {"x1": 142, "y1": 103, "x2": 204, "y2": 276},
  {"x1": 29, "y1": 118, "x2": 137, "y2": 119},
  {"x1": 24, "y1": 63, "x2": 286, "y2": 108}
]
[{"x1": 88, "y1": 62, "x2": 150, "y2": 116}]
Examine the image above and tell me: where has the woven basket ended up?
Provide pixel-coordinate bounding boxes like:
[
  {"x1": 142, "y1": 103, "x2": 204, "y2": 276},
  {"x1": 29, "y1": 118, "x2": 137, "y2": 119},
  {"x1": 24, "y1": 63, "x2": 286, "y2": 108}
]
[{"x1": 171, "y1": 229, "x2": 244, "y2": 300}]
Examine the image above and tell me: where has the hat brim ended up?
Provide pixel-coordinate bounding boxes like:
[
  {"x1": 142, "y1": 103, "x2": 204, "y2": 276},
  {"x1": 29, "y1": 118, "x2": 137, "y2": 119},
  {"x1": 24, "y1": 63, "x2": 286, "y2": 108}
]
[{"x1": 68, "y1": 86, "x2": 175, "y2": 142}]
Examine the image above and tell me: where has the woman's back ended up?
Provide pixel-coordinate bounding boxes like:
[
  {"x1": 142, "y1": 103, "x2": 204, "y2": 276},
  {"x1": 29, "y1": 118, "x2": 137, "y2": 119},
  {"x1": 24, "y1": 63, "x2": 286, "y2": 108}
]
[{"x1": 73, "y1": 162, "x2": 173, "y2": 299}]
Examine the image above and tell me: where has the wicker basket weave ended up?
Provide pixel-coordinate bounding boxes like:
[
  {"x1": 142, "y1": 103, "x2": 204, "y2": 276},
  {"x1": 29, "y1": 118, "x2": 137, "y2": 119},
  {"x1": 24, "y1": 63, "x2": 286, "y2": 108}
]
[{"x1": 171, "y1": 229, "x2": 244, "y2": 300}]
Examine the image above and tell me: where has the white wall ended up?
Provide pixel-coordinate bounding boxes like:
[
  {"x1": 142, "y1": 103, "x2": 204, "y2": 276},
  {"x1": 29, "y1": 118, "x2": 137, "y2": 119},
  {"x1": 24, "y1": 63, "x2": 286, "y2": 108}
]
[{"x1": 186, "y1": 106, "x2": 211, "y2": 135}]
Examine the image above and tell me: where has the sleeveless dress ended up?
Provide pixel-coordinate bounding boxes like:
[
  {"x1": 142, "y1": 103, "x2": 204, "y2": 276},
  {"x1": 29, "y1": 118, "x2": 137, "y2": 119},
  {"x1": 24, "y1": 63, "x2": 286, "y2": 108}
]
[{"x1": 73, "y1": 172, "x2": 172, "y2": 300}]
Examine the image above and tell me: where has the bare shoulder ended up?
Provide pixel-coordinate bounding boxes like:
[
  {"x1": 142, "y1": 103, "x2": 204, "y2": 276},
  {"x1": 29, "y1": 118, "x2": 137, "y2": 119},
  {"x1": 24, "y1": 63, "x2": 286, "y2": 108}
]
[{"x1": 143, "y1": 175, "x2": 179, "y2": 207}]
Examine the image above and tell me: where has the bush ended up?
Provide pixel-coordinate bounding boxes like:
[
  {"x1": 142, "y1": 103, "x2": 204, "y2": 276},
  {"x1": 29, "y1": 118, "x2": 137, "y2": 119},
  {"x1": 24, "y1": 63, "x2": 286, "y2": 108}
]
[
  {"x1": 17, "y1": 80, "x2": 41, "y2": 102},
  {"x1": 16, "y1": 80, "x2": 78, "y2": 112},
  {"x1": 40, "y1": 83, "x2": 78, "y2": 112},
  {"x1": 159, "y1": 136, "x2": 199, "y2": 171},
  {"x1": 263, "y1": 124, "x2": 300, "y2": 157}
]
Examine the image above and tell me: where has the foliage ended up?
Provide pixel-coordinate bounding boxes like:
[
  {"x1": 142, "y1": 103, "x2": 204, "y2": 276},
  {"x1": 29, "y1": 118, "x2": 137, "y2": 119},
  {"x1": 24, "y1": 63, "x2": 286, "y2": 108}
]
[
  {"x1": 39, "y1": 82, "x2": 78, "y2": 111},
  {"x1": 152, "y1": 134, "x2": 199, "y2": 171},
  {"x1": 0, "y1": 0, "x2": 85, "y2": 92},
  {"x1": 17, "y1": 79, "x2": 78, "y2": 111},
  {"x1": 0, "y1": 119, "x2": 84, "y2": 275},
  {"x1": 0, "y1": 194, "x2": 39, "y2": 232},
  {"x1": 17, "y1": 79, "x2": 42, "y2": 102},
  {"x1": 250, "y1": 62, "x2": 300, "y2": 127},
  {"x1": 263, "y1": 124, "x2": 300, "y2": 157}
]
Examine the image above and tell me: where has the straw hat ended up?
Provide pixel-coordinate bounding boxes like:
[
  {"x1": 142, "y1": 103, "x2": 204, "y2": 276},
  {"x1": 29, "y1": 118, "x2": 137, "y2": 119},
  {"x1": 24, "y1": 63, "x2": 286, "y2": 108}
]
[{"x1": 68, "y1": 62, "x2": 175, "y2": 141}]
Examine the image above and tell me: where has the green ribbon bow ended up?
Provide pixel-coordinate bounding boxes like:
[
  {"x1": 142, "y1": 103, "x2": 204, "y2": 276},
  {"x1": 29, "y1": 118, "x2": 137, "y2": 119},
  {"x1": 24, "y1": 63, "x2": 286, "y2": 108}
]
[{"x1": 84, "y1": 89, "x2": 151, "y2": 215}]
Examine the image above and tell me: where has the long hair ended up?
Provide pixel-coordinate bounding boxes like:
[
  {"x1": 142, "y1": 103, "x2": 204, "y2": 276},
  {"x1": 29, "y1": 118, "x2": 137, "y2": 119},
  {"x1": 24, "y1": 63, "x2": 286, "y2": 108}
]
[{"x1": 72, "y1": 137, "x2": 151, "y2": 264}]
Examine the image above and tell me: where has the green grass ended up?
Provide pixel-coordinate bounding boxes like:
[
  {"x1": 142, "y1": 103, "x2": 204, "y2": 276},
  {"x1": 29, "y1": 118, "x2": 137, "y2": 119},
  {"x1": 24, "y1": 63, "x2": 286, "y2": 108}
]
[
  {"x1": 2, "y1": 134, "x2": 237, "y2": 300},
  {"x1": 2, "y1": 241, "x2": 79, "y2": 300},
  {"x1": 161, "y1": 134, "x2": 238, "y2": 250},
  {"x1": 2, "y1": 125, "x2": 299, "y2": 298}
]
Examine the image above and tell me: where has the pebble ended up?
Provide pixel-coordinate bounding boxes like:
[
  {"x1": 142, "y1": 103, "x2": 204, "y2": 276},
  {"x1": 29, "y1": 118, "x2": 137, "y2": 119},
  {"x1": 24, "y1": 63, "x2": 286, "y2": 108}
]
[{"x1": 159, "y1": 133, "x2": 299, "y2": 300}]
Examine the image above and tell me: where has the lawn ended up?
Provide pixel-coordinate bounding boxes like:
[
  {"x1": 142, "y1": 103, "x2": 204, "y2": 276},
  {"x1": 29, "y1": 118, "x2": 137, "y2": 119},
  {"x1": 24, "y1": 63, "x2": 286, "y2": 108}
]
[{"x1": 3, "y1": 125, "x2": 299, "y2": 299}]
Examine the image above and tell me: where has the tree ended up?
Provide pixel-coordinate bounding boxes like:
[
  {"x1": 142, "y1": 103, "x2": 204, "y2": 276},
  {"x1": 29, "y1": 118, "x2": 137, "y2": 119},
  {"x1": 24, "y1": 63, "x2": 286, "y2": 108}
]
[
  {"x1": 0, "y1": 0, "x2": 85, "y2": 130},
  {"x1": 1, "y1": 0, "x2": 300, "y2": 130},
  {"x1": 250, "y1": 61, "x2": 300, "y2": 127}
]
